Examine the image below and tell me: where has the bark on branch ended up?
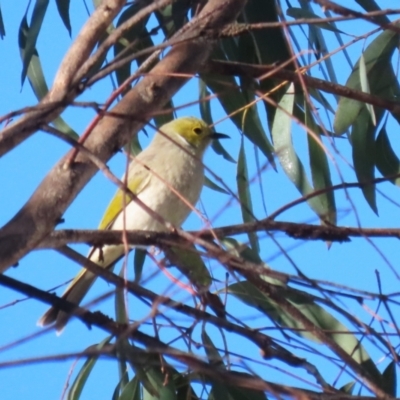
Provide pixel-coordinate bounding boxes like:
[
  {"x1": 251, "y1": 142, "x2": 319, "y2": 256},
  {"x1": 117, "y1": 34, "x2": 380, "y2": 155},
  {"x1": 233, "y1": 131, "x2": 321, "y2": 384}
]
[{"x1": 0, "y1": 0, "x2": 247, "y2": 272}]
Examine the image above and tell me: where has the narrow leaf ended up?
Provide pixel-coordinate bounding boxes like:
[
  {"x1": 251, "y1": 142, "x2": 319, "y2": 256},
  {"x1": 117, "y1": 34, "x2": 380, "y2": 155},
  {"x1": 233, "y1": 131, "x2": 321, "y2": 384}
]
[
  {"x1": 134, "y1": 249, "x2": 146, "y2": 283},
  {"x1": 237, "y1": 140, "x2": 260, "y2": 253},
  {"x1": 340, "y1": 382, "x2": 355, "y2": 394},
  {"x1": 0, "y1": 5, "x2": 6, "y2": 38},
  {"x1": 56, "y1": 0, "x2": 71, "y2": 36},
  {"x1": 382, "y1": 360, "x2": 396, "y2": 397},
  {"x1": 305, "y1": 102, "x2": 336, "y2": 224},
  {"x1": 334, "y1": 25, "x2": 400, "y2": 134},
  {"x1": 355, "y1": 0, "x2": 390, "y2": 24},
  {"x1": 143, "y1": 367, "x2": 177, "y2": 400},
  {"x1": 19, "y1": 15, "x2": 78, "y2": 139},
  {"x1": 201, "y1": 329, "x2": 225, "y2": 368},
  {"x1": 376, "y1": 126, "x2": 400, "y2": 186},
  {"x1": 204, "y1": 176, "x2": 229, "y2": 195},
  {"x1": 271, "y1": 84, "x2": 326, "y2": 218},
  {"x1": 359, "y1": 54, "x2": 376, "y2": 125},
  {"x1": 164, "y1": 245, "x2": 212, "y2": 289},
  {"x1": 21, "y1": 0, "x2": 49, "y2": 86},
  {"x1": 118, "y1": 376, "x2": 141, "y2": 400},
  {"x1": 201, "y1": 46, "x2": 275, "y2": 165},
  {"x1": 351, "y1": 108, "x2": 377, "y2": 213},
  {"x1": 68, "y1": 336, "x2": 113, "y2": 400},
  {"x1": 199, "y1": 79, "x2": 235, "y2": 163}
]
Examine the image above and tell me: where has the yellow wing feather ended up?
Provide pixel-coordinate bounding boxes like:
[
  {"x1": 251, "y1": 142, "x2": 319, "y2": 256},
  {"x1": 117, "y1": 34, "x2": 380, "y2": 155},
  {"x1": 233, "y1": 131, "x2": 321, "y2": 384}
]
[{"x1": 98, "y1": 170, "x2": 151, "y2": 230}]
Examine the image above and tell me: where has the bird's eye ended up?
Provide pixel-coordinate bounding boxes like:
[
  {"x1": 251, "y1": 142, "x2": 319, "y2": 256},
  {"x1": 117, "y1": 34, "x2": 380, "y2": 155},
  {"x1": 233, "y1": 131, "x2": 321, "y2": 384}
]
[{"x1": 193, "y1": 127, "x2": 202, "y2": 135}]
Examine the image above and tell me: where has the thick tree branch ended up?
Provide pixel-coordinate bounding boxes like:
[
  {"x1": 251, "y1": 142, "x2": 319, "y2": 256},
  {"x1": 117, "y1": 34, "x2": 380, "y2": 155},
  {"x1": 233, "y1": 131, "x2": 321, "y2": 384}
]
[
  {"x1": 0, "y1": 0, "x2": 127, "y2": 157},
  {"x1": 0, "y1": 0, "x2": 247, "y2": 272},
  {"x1": 37, "y1": 220, "x2": 400, "y2": 250}
]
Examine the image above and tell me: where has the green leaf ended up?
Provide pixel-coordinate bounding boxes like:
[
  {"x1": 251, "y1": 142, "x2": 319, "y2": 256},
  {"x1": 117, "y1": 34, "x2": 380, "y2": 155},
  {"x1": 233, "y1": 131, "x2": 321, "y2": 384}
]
[
  {"x1": 355, "y1": 0, "x2": 390, "y2": 25},
  {"x1": 382, "y1": 360, "x2": 396, "y2": 396},
  {"x1": 199, "y1": 79, "x2": 235, "y2": 164},
  {"x1": 116, "y1": 267, "x2": 128, "y2": 324},
  {"x1": 376, "y1": 126, "x2": 400, "y2": 186},
  {"x1": 297, "y1": 0, "x2": 338, "y2": 87},
  {"x1": 241, "y1": 0, "x2": 291, "y2": 66},
  {"x1": 201, "y1": 329, "x2": 225, "y2": 368},
  {"x1": 204, "y1": 176, "x2": 229, "y2": 195},
  {"x1": 175, "y1": 372, "x2": 199, "y2": 400},
  {"x1": 237, "y1": 140, "x2": 260, "y2": 253},
  {"x1": 122, "y1": 344, "x2": 158, "y2": 396},
  {"x1": 114, "y1": 267, "x2": 130, "y2": 395},
  {"x1": 19, "y1": 15, "x2": 78, "y2": 139},
  {"x1": 127, "y1": 134, "x2": 142, "y2": 157},
  {"x1": 68, "y1": 336, "x2": 113, "y2": 400},
  {"x1": 209, "y1": 374, "x2": 267, "y2": 400},
  {"x1": 0, "y1": 5, "x2": 6, "y2": 39},
  {"x1": 21, "y1": 0, "x2": 49, "y2": 86},
  {"x1": 334, "y1": 26, "x2": 400, "y2": 134},
  {"x1": 305, "y1": 102, "x2": 336, "y2": 224},
  {"x1": 143, "y1": 367, "x2": 177, "y2": 400},
  {"x1": 200, "y1": 47, "x2": 275, "y2": 165},
  {"x1": 19, "y1": 16, "x2": 47, "y2": 99},
  {"x1": 359, "y1": 54, "x2": 376, "y2": 125},
  {"x1": 112, "y1": 372, "x2": 130, "y2": 400},
  {"x1": 340, "y1": 382, "x2": 355, "y2": 394},
  {"x1": 134, "y1": 249, "x2": 146, "y2": 283},
  {"x1": 287, "y1": 7, "x2": 344, "y2": 33},
  {"x1": 56, "y1": 0, "x2": 71, "y2": 36},
  {"x1": 351, "y1": 107, "x2": 377, "y2": 213},
  {"x1": 271, "y1": 84, "x2": 326, "y2": 218},
  {"x1": 164, "y1": 245, "x2": 212, "y2": 289},
  {"x1": 114, "y1": 4, "x2": 150, "y2": 93},
  {"x1": 204, "y1": 71, "x2": 275, "y2": 164},
  {"x1": 52, "y1": 117, "x2": 79, "y2": 139},
  {"x1": 118, "y1": 376, "x2": 141, "y2": 400},
  {"x1": 155, "y1": 0, "x2": 190, "y2": 38}
]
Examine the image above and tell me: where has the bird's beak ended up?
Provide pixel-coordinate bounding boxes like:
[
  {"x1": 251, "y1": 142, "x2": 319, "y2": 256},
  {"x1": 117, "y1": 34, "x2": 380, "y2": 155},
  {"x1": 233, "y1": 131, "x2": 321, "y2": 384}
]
[{"x1": 210, "y1": 132, "x2": 230, "y2": 140}]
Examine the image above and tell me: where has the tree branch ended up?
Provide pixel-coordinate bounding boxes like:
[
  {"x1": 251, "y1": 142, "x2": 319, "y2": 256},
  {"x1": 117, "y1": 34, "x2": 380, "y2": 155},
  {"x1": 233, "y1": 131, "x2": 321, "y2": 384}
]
[
  {"x1": 0, "y1": 0, "x2": 247, "y2": 272},
  {"x1": 0, "y1": 0, "x2": 127, "y2": 157},
  {"x1": 203, "y1": 60, "x2": 400, "y2": 116}
]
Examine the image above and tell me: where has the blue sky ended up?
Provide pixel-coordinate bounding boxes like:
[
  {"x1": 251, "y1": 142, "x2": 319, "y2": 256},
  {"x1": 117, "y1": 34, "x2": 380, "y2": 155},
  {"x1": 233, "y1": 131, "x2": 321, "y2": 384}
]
[{"x1": 1, "y1": 1, "x2": 400, "y2": 399}]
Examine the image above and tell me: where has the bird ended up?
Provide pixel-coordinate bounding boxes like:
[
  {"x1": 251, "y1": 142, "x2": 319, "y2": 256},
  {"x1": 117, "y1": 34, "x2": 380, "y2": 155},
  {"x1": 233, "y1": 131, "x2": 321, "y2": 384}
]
[{"x1": 38, "y1": 116, "x2": 228, "y2": 332}]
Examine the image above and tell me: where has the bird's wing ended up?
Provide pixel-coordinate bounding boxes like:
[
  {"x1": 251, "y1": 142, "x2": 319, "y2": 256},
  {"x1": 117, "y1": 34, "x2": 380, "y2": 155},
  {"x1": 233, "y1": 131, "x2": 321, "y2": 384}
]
[{"x1": 98, "y1": 167, "x2": 151, "y2": 230}]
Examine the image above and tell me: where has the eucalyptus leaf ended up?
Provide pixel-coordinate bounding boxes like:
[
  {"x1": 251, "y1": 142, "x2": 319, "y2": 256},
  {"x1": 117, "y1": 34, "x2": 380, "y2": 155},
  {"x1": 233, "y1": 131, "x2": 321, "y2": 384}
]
[
  {"x1": 68, "y1": 336, "x2": 113, "y2": 400},
  {"x1": 164, "y1": 245, "x2": 212, "y2": 289},
  {"x1": 204, "y1": 176, "x2": 230, "y2": 195},
  {"x1": 202, "y1": 329, "x2": 225, "y2": 368},
  {"x1": 382, "y1": 360, "x2": 396, "y2": 397},
  {"x1": 334, "y1": 25, "x2": 400, "y2": 134},
  {"x1": 21, "y1": 0, "x2": 49, "y2": 86},
  {"x1": 56, "y1": 0, "x2": 71, "y2": 36},
  {"x1": 271, "y1": 83, "x2": 326, "y2": 218},
  {"x1": 305, "y1": 102, "x2": 336, "y2": 224},
  {"x1": 0, "y1": 5, "x2": 6, "y2": 39},
  {"x1": 118, "y1": 376, "x2": 141, "y2": 400},
  {"x1": 143, "y1": 367, "x2": 177, "y2": 400},
  {"x1": 351, "y1": 107, "x2": 377, "y2": 213},
  {"x1": 375, "y1": 126, "x2": 400, "y2": 186},
  {"x1": 237, "y1": 140, "x2": 260, "y2": 252}
]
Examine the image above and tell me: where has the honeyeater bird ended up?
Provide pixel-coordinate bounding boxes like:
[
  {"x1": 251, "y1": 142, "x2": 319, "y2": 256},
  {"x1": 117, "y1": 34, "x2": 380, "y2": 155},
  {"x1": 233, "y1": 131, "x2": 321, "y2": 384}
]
[{"x1": 38, "y1": 116, "x2": 227, "y2": 332}]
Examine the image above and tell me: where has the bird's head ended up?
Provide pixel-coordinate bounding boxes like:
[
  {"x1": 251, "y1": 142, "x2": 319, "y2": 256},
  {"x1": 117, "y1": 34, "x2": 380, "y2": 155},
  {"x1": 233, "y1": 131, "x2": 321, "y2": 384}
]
[{"x1": 158, "y1": 117, "x2": 228, "y2": 156}]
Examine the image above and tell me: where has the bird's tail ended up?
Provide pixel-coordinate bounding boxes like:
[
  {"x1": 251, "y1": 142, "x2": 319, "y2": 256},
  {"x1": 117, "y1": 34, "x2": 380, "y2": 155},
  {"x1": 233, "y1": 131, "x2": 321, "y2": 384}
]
[{"x1": 38, "y1": 244, "x2": 125, "y2": 333}]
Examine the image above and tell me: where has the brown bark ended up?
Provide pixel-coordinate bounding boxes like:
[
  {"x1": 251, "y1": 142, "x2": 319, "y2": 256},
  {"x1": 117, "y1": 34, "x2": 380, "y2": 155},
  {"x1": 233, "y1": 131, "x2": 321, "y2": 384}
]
[{"x1": 0, "y1": 0, "x2": 247, "y2": 272}]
